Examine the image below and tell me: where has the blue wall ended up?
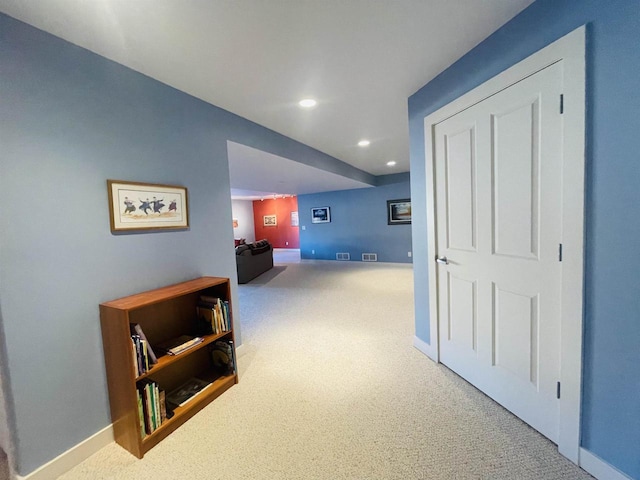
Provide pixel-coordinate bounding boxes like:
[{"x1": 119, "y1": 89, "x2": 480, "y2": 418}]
[
  {"x1": 298, "y1": 174, "x2": 412, "y2": 263},
  {"x1": 0, "y1": 13, "x2": 373, "y2": 475},
  {"x1": 409, "y1": 1, "x2": 640, "y2": 478}
]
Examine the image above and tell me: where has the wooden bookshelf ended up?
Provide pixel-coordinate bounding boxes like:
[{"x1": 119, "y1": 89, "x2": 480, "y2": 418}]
[{"x1": 100, "y1": 277, "x2": 238, "y2": 458}]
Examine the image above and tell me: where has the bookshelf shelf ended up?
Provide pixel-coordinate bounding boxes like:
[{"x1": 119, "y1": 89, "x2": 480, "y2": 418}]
[
  {"x1": 100, "y1": 276, "x2": 238, "y2": 458},
  {"x1": 135, "y1": 330, "x2": 232, "y2": 381}
]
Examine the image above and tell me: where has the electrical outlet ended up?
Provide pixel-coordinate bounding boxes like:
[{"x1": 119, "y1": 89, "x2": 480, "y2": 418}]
[
  {"x1": 302, "y1": 225, "x2": 306, "y2": 230},
  {"x1": 408, "y1": 251, "x2": 412, "y2": 257},
  {"x1": 286, "y1": 241, "x2": 288, "y2": 246},
  {"x1": 312, "y1": 249, "x2": 315, "y2": 254}
]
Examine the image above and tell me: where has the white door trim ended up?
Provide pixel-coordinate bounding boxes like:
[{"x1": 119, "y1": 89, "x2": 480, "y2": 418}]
[{"x1": 423, "y1": 26, "x2": 585, "y2": 463}]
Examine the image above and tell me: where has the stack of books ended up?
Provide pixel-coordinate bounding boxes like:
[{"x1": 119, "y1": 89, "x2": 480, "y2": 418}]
[
  {"x1": 129, "y1": 324, "x2": 158, "y2": 376},
  {"x1": 166, "y1": 377, "x2": 212, "y2": 409},
  {"x1": 155, "y1": 335, "x2": 204, "y2": 356},
  {"x1": 137, "y1": 379, "x2": 167, "y2": 437},
  {"x1": 196, "y1": 295, "x2": 231, "y2": 335}
]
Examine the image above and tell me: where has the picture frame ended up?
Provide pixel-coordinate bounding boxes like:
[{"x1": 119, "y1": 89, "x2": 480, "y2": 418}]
[
  {"x1": 290, "y1": 211, "x2": 299, "y2": 227},
  {"x1": 107, "y1": 180, "x2": 189, "y2": 232},
  {"x1": 311, "y1": 206, "x2": 331, "y2": 224},
  {"x1": 263, "y1": 214, "x2": 277, "y2": 226},
  {"x1": 387, "y1": 198, "x2": 411, "y2": 225}
]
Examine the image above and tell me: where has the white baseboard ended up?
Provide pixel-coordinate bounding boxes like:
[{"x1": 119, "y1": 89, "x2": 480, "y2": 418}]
[
  {"x1": 16, "y1": 424, "x2": 113, "y2": 480},
  {"x1": 580, "y1": 448, "x2": 633, "y2": 480},
  {"x1": 413, "y1": 335, "x2": 438, "y2": 362},
  {"x1": 235, "y1": 343, "x2": 247, "y2": 357}
]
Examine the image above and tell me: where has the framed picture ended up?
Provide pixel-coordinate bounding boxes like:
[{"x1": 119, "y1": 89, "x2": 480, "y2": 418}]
[
  {"x1": 387, "y1": 198, "x2": 411, "y2": 225},
  {"x1": 311, "y1": 206, "x2": 331, "y2": 224},
  {"x1": 290, "y1": 211, "x2": 299, "y2": 227},
  {"x1": 107, "y1": 180, "x2": 189, "y2": 232},
  {"x1": 233, "y1": 218, "x2": 239, "y2": 228},
  {"x1": 263, "y1": 214, "x2": 277, "y2": 226}
]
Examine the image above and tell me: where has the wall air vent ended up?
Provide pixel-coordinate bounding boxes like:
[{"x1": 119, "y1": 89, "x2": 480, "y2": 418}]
[
  {"x1": 336, "y1": 253, "x2": 350, "y2": 261},
  {"x1": 362, "y1": 253, "x2": 378, "y2": 262}
]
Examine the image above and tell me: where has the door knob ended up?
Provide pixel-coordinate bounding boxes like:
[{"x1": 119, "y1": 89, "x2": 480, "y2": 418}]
[{"x1": 436, "y1": 256, "x2": 449, "y2": 265}]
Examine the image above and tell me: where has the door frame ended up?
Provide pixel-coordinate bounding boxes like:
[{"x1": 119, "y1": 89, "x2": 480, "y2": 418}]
[{"x1": 422, "y1": 26, "x2": 585, "y2": 463}]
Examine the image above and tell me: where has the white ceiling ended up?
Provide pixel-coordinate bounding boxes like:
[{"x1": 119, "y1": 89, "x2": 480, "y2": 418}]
[{"x1": 0, "y1": 0, "x2": 533, "y2": 196}]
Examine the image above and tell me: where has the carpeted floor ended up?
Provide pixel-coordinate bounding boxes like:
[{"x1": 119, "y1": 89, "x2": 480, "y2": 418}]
[{"x1": 59, "y1": 261, "x2": 592, "y2": 480}]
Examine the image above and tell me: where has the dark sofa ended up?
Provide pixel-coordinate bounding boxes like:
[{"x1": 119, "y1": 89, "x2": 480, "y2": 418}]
[{"x1": 235, "y1": 239, "x2": 274, "y2": 284}]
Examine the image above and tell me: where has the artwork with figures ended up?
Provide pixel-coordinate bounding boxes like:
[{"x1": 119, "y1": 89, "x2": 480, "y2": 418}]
[{"x1": 108, "y1": 180, "x2": 189, "y2": 232}]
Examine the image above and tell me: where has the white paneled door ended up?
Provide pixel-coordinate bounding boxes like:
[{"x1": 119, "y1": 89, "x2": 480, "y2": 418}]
[{"x1": 434, "y1": 62, "x2": 563, "y2": 442}]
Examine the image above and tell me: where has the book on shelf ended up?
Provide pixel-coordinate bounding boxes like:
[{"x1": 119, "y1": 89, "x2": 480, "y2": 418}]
[
  {"x1": 131, "y1": 336, "x2": 154, "y2": 376},
  {"x1": 195, "y1": 305, "x2": 214, "y2": 335},
  {"x1": 129, "y1": 323, "x2": 160, "y2": 376},
  {"x1": 130, "y1": 337, "x2": 138, "y2": 378},
  {"x1": 159, "y1": 390, "x2": 167, "y2": 424},
  {"x1": 131, "y1": 334, "x2": 150, "y2": 376},
  {"x1": 197, "y1": 301, "x2": 219, "y2": 334},
  {"x1": 151, "y1": 383, "x2": 159, "y2": 431},
  {"x1": 136, "y1": 389, "x2": 146, "y2": 438},
  {"x1": 130, "y1": 323, "x2": 158, "y2": 364},
  {"x1": 198, "y1": 296, "x2": 231, "y2": 334},
  {"x1": 140, "y1": 382, "x2": 154, "y2": 434},
  {"x1": 155, "y1": 335, "x2": 204, "y2": 356},
  {"x1": 138, "y1": 379, "x2": 165, "y2": 435},
  {"x1": 154, "y1": 382, "x2": 161, "y2": 431},
  {"x1": 166, "y1": 377, "x2": 212, "y2": 408},
  {"x1": 133, "y1": 335, "x2": 142, "y2": 374},
  {"x1": 141, "y1": 339, "x2": 149, "y2": 372}
]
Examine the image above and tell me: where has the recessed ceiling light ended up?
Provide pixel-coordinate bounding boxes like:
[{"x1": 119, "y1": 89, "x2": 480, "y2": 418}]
[
  {"x1": 299, "y1": 98, "x2": 317, "y2": 108},
  {"x1": 358, "y1": 140, "x2": 370, "y2": 147},
  {"x1": 386, "y1": 161, "x2": 397, "y2": 166}
]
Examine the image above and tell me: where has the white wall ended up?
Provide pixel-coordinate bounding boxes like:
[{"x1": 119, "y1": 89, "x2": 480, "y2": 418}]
[{"x1": 231, "y1": 199, "x2": 256, "y2": 243}]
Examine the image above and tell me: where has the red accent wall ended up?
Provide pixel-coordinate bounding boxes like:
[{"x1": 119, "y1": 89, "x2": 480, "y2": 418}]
[{"x1": 253, "y1": 197, "x2": 300, "y2": 248}]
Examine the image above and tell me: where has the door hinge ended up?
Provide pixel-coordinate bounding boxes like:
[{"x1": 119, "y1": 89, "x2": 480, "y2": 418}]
[
  {"x1": 560, "y1": 94, "x2": 564, "y2": 114},
  {"x1": 557, "y1": 381, "x2": 561, "y2": 399},
  {"x1": 559, "y1": 243, "x2": 563, "y2": 262}
]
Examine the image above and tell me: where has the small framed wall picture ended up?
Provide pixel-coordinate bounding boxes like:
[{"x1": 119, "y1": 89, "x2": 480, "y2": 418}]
[
  {"x1": 263, "y1": 214, "x2": 277, "y2": 226},
  {"x1": 107, "y1": 180, "x2": 189, "y2": 232},
  {"x1": 387, "y1": 198, "x2": 411, "y2": 225},
  {"x1": 311, "y1": 206, "x2": 331, "y2": 224},
  {"x1": 290, "y1": 211, "x2": 299, "y2": 227}
]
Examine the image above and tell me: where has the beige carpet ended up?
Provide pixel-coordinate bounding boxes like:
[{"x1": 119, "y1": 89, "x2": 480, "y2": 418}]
[{"x1": 59, "y1": 261, "x2": 592, "y2": 480}]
